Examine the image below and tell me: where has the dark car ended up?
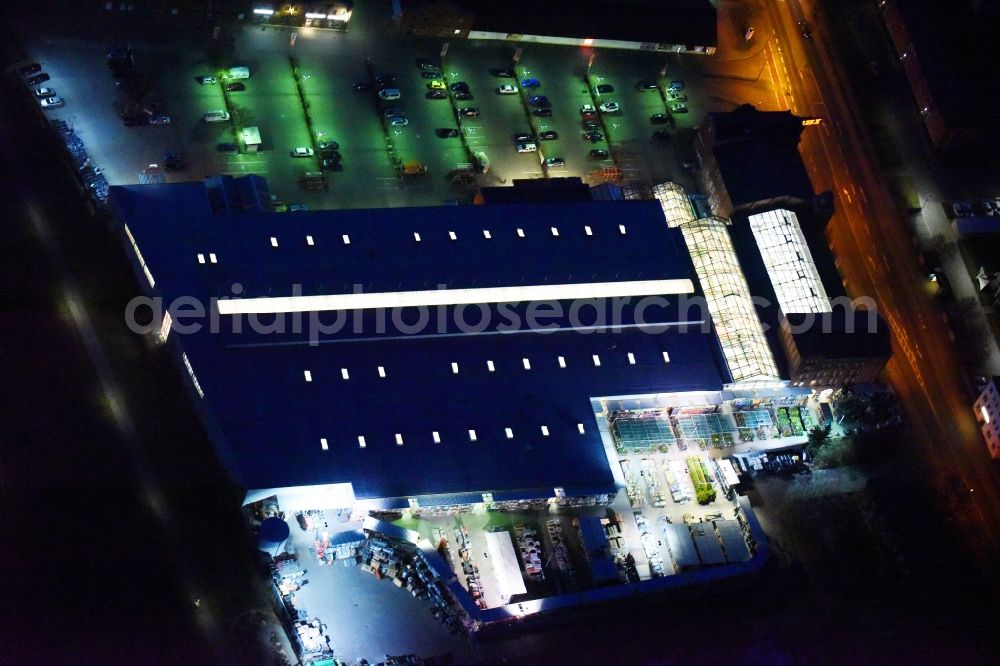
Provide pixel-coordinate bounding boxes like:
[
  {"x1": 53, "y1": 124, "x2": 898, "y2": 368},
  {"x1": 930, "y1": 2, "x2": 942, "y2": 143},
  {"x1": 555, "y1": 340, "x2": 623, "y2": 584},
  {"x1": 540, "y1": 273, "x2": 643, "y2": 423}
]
[
  {"x1": 538, "y1": 131, "x2": 558, "y2": 140},
  {"x1": 545, "y1": 157, "x2": 566, "y2": 168},
  {"x1": 582, "y1": 120, "x2": 600, "y2": 131},
  {"x1": 521, "y1": 78, "x2": 541, "y2": 88},
  {"x1": 426, "y1": 90, "x2": 448, "y2": 99},
  {"x1": 420, "y1": 71, "x2": 443, "y2": 79},
  {"x1": 589, "y1": 149, "x2": 609, "y2": 160},
  {"x1": 317, "y1": 140, "x2": 339, "y2": 150},
  {"x1": 650, "y1": 113, "x2": 669, "y2": 124},
  {"x1": 457, "y1": 107, "x2": 480, "y2": 117},
  {"x1": 321, "y1": 157, "x2": 341, "y2": 170},
  {"x1": 25, "y1": 73, "x2": 50, "y2": 86},
  {"x1": 217, "y1": 142, "x2": 238, "y2": 152},
  {"x1": 353, "y1": 82, "x2": 373, "y2": 92},
  {"x1": 374, "y1": 74, "x2": 397, "y2": 87},
  {"x1": 595, "y1": 84, "x2": 614, "y2": 94},
  {"x1": 18, "y1": 63, "x2": 42, "y2": 77},
  {"x1": 163, "y1": 152, "x2": 186, "y2": 170},
  {"x1": 584, "y1": 131, "x2": 604, "y2": 143},
  {"x1": 798, "y1": 20, "x2": 812, "y2": 40},
  {"x1": 435, "y1": 128, "x2": 460, "y2": 138},
  {"x1": 454, "y1": 91, "x2": 472, "y2": 101},
  {"x1": 450, "y1": 81, "x2": 470, "y2": 92},
  {"x1": 490, "y1": 68, "x2": 515, "y2": 78},
  {"x1": 415, "y1": 58, "x2": 437, "y2": 70},
  {"x1": 636, "y1": 80, "x2": 658, "y2": 91},
  {"x1": 528, "y1": 95, "x2": 550, "y2": 108},
  {"x1": 226, "y1": 82, "x2": 245, "y2": 92},
  {"x1": 320, "y1": 148, "x2": 341, "y2": 161},
  {"x1": 652, "y1": 129, "x2": 671, "y2": 141},
  {"x1": 513, "y1": 132, "x2": 533, "y2": 142},
  {"x1": 532, "y1": 108, "x2": 553, "y2": 117}
]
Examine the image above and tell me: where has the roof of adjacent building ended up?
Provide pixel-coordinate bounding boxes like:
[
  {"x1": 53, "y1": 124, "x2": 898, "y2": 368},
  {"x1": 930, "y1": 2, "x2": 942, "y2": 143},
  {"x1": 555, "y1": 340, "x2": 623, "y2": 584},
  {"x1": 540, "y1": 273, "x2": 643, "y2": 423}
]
[
  {"x1": 783, "y1": 311, "x2": 892, "y2": 361},
  {"x1": 404, "y1": 0, "x2": 717, "y2": 47},
  {"x1": 110, "y1": 182, "x2": 729, "y2": 502},
  {"x1": 707, "y1": 106, "x2": 815, "y2": 208}
]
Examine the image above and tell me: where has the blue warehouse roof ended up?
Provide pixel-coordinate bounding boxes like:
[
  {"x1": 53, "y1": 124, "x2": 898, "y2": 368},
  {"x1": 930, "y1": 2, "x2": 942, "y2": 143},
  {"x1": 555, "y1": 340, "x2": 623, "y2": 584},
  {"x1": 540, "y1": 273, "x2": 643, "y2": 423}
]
[{"x1": 110, "y1": 183, "x2": 729, "y2": 502}]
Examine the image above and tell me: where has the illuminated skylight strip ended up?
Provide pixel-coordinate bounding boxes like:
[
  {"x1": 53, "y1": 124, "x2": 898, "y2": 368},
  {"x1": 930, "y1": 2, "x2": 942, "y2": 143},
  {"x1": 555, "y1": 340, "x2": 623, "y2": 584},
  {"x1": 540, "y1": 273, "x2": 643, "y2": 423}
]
[{"x1": 216, "y1": 279, "x2": 694, "y2": 315}]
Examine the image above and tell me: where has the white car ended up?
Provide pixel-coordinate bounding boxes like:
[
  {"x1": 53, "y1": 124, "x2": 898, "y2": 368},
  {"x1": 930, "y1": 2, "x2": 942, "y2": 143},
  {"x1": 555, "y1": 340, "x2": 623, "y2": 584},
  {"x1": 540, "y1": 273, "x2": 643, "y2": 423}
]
[
  {"x1": 599, "y1": 102, "x2": 620, "y2": 113},
  {"x1": 35, "y1": 87, "x2": 56, "y2": 99},
  {"x1": 149, "y1": 115, "x2": 171, "y2": 125},
  {"x1": 290, "y1": 147, "x2": 315, "y2": 157},
  {"x1": 516, "y1": 142, "x2": 537, "y2": 153},
  {"x1": 668, "y1": 91, "x2": 688, "y2": 102},
  {"x1": 580, "y1": 104, "x2": 596, "y2": 114},
  {"x1": 203, "y1": 110, "x2": 231, "y2": 122},
  {"x1": 378, "y1": 88, "x2": 401, "y2": 100},
  {"x1": 495, "y1": 84, "x2": 517, "y2": 95},
  {"x1": 40, "y1": 96, "x2": 64, "y2": 109},
  {"x1": 388, "y1": 115, "x2": 408, "y2": 126},
  {"x1": 199, "y1": 75, "x2": 217, "y2": 85}
]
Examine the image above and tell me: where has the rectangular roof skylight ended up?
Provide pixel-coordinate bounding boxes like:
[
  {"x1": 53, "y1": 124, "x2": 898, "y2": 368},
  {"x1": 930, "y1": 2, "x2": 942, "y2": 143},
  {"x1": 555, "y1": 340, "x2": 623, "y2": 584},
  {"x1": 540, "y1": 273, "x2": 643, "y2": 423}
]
[{"x1": 216, "y1": 279, "x2": 694, "y2": 315}]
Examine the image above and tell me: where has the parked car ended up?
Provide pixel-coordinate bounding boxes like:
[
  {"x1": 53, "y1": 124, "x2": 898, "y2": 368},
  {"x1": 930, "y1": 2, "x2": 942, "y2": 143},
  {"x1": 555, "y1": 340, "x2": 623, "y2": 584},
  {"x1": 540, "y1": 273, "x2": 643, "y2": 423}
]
[
  {"x1": 581, "y1": 120, "x2": 600, "y2": 130},
  {"x1": 198, "y1": 75, "x2": 217, "y2": 85},
  {"x1": 226, "y1": 82, "x2": 245, "y2": 92},
  {"x1": 290, "y1": 147, "x2": 315, "y2": 157},
  {"x1": 435, "y1": 128, "x2": 459, "y2": 138},
  {"x1": 149, "y1": 115, "x2": 171, "y2": 125},
  {"x1": 217, "y1": 142, "x2": 238, "y2": 152},
  {"x1": 528, "y1": 95, "x2": 550, "y2": 108},
  {"x1": 521, "y1": 78, "x2": 541, "y2": 88},
  {"x1": 427, "y1": 80, "x2": 446, "y2": 90},
  {"x1": 668, "y1": 80, "x2": 684, "y2": 91},
  {"x1": 496, "y1": 84, "x2": 517, "y2": 95},
  {"x1": 532, "y1": 108, "x2": 552, "y2": 117},
  {"x1": 203, "y1": 110, "x2": 231, "y2": 122},
  {"x1": 420, "y1": 71, "x2": 443, "y2": 79},
  {"x1": 458, "y1": 107, "x2": 479, "y2": 117},
  {"x1": 652, "y1": 129, "x2": 671, "y2": 141},
  {"x1": 599, "y1": 102, "x2": 620, "y2": 113},
  {"x1": 426, "y1": 90, "x2": 448, "y2": 99},
  {"x1": 581, "y1": 111, "x2": 598, "y2": 122},
  {"x1": 319, "y1": 149, "x2": 341, "y2": 161},
  {"x1": 636, "y1": 80, "x2": 658, "y2": 91},
  {"x1": 667, "y1": 91, "x2": 687, "y2": 102},
  {"x1": 321, "y1": 156, "x2": 341, "y2": 170},
  {"x1": 513, "y1": 132, "x2": 533, "y2": 142},
  {"x1": 545, "y1": 157, "x2": 566, "y2": 167},
  {"x1": 595, "y1": 84, "x2": 614, "y2": 94},
  {"x1": 18, "y1": 62, "x2": 42, "y2": 77},
  {"x1": 580, "y1": 104, "x2": 596, "y2": 114},
  {"x1": 374, "y1": 74, "x2": 397, "y2": 87},
  {"x1": 516, "y1": 142, "x2": 537, "y2": 153},
  {"x1": 415, "y1": 58, "x2": 437, "y2": 70},
  {"x1": 353, "y1": 82, "x2": 373, "y2": 92},
  {"x1": 538, "y1": 130, "x2": 558, "y2": 140},
  {"x1": 34, "y1": 87, "x2": 56, "y2": 99},
  {"x1": 798, "y1": 20, "x2": 812, "y2": 40},
  {"x1": 389, "y1": 115, "x2": 409, "y2": 126},
  {"x1": 669, "y1": 103, "x2": 688, "y2": 113},
  {"x1": 25, "y1": 73, "x2": 50, "y2": 86},
  {"x1": 382, "y1": 107, "x2": 404, "y2": 118},
  {"x1": 584, "y1": 131, "x2": 604, "y2": 142},
  {"x1": 378, "y1": 88, "x2": 401, "y2": 100},
  {"x1": 650, "y1": 113, "x2": 669, "y2": 124},
  {"x1": 450, "y1": 81, "x2": 470, "y2": 92},
  {"x1": 40, "y1": 96, "x2": 64, "y2": 109},
  {"x1": 454, "y1": 91, "x2": 472, "y2": 101},
  {"x1": 490, "y1": 68, "x2": 515, "y2": 78},
  {"x1": 589, "y1": 149, "x2": 609, "y2": 160},
  {"x1": 317, "y1": 140, "x2": 339, "y2": 150},
  {"x1": 288, "y1": 204, "x2": 310, "y2": 212}
]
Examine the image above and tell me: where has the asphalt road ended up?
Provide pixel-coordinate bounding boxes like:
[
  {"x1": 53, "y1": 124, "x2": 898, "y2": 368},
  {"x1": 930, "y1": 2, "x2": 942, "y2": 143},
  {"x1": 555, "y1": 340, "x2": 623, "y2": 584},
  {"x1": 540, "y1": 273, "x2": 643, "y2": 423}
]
[{"x1": 754, "y1": 0, "x2": 1000, "y2": 565}]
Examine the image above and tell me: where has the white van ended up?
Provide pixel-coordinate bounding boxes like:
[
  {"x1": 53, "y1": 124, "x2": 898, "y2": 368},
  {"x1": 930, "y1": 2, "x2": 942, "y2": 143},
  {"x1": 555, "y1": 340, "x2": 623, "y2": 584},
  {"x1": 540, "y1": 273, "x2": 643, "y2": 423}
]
[
  {"x1": 203, "y1": 110, "x2": 231, "y2": 122},
  {"x1": 227, "y1": 66, "x2": 250, "y2": 80},
  {"x1": 378, "y1": 88, "x2": 401, "y2": 101}
]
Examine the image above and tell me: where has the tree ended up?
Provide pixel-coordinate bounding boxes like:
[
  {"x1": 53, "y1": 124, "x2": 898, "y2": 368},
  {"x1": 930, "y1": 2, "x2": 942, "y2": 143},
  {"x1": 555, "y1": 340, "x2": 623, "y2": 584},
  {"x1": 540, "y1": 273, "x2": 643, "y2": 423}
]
[{"x1": 807, "y1": 424, "x2": 832, "y2": 456}]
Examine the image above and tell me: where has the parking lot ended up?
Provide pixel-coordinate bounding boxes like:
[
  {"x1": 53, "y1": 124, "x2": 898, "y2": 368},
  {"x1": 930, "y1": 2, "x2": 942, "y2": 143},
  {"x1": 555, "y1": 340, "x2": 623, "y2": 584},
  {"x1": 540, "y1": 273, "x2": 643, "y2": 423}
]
[{"x1": 18, "y1": 5, "x2": 724, "y2": 210}]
